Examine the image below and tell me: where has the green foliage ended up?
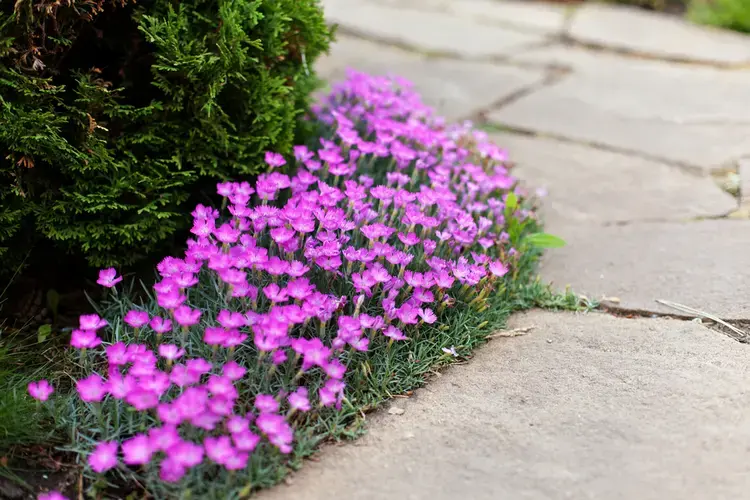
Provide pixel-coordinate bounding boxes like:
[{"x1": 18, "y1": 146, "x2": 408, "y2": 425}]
[
  {"x1": 688, "y1": 0, "x2": 750, "y2": 32},
  {"x1": 0, "y1": 0, "x2": 332, "y2": 270}
]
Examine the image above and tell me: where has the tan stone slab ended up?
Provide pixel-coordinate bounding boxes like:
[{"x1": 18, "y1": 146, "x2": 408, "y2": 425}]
[
  {"x1": 491, "y1": 46, "x2": 750, "y2": 170},
  {"x1": 321, "y1": 0, "x2": 546, "y2": 58},
  {"x1": 368, "y1": 0, "x2": 569, "y2": 35},
  {"x1": 541, "y1": 219, "x2": 750, "y2": 318},
  {"x1": 317, "y1": 36, "x2": 546, "y2": 120},
  {"x1": 493, "y1": 132, "x2": 735, "y2": 224},
  {"x1": 569, "y1": 3, "x2": 750, "y2": 65},
  {"x1": 260, "y1": 310, "x2": 750, "y2": 500}
]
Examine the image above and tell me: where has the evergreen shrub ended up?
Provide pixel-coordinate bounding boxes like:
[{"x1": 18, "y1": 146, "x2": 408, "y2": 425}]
[{"x1": 0, "y1": 0, "x2": 331, "y2": 271}]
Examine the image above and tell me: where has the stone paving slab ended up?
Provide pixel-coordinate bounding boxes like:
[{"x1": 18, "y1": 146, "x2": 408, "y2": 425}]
[
  {"x1": 317, "y1": 36, "x2": 546, "y2": 120},
  {"x1": 540, "y1": 219, "x2": 750, "y2": 318},
  {"x1": 492, "y1": 132, "x2": 736, "y2": 224},
  {"x1": 321, "y1": 0, "x2": 546, "y2": 58},
  {"x1": 569, "y1": 3, "x2": 750, "y2": 65},
  {"x1": 490, "y1": 46, "x2": 750, "y2": 171},
  {"x1": 261, "y1": 310, "x2": 750, "y2": 500},
  {"x1": 368, "y1": 0, "x2": 570, "y2": 36}
]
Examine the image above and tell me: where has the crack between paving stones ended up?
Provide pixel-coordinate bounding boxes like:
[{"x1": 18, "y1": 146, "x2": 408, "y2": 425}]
[
  {"x1": 559, "y1": 36, "x2": 750, "y2": 70},
  {"x1": 469, "y1": 121, "x2": 708, "y2": 175},
  {"x1": 468, "y1": 69, "x2": 570, "y2": 120},
  {"x1": 331, "y1": 25, "x2": 565, "y2": 71},
  {"x1": 595, "y1": 304, "x2": 750, "y2": 343}
]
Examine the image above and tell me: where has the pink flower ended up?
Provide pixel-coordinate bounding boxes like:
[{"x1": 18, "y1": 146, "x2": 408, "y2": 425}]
[
  {"x1": 158, "y1": 344, "x2": 185, "y2": 361},
  {"x1": 254, "y1": 394, "x2": 279, "y2": 414},
  {"x1": 150, "y1": 316, "x2": 173, "y2": 334},
  {"x1": 226, "y1": 415, "x2": 250, "y2": 434},
  {"x1": 204, "y1": 435, "x2": 234, "y2": 465},
  {"x1": 38, "y1": 492, "x2": 67, "y2": 500},
  {"x1": 97, "y1": 268, "x2": 122, "y2": 288},
  {"x1": 76, "y1": 374, "x2": 108, "y2": 402},
  {"x1": 489, "y1": 260, "x2": 509, "y2": 277},
  {"x1": 88, "y1": 441, "x2": 118, "y2": 473},
  {"x1": 224, "y1": 450, "x2": 249, "y2": 471},
  {"x1": 383, "y1": 325, "x2": 407, "y2": 341},
  {"x1": 288, "y1": 387, "x2": 311, "y2": 412},
  {"x1": 105, "y1": 342, "x2": 129, "y2": 366},
  {"x1": 79, "y1": 314, "x2": 108, "y2": 331},
  {"x1": 70, "y1": 329, "x2": 102, "y2": 349},
  {"x1": 28, "y1": 380, "x2": 54, "y2": 401},
  {"x1": 173, "y1": 305, "x2": 201, "y2": 327},
  {"x1": 125, "y1": 389, "x2": 159, "y2": 411},
  {"x1": 149, "y1": 425, "x2": 181, "y2": 452},
  {"x1": 167, "y1": 440, "x2": 204, "y2": 468},
  {"x1": 418, "y1": 308, "x2": 437, "y2": 324},
  {"x1": 232, "y1": 430, "x2": 260, "y2": 452},
  {"x1": 159, "y1": 456, "x2": 186, "y2": 483},
  {"x1": 222, "y1": 361, "x2": 247, "y2": 381},
  {"x1": 121, "y1": 434, "x2": 153, "y2": 465},
  {"x1": 265, "y1": 151, "x2": 287, "y2": 168},
  {"x1": 124, "y1": 310, "x2": 149, "y2": 328}
]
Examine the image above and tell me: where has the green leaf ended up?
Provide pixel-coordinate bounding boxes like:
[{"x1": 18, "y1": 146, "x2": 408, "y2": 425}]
[
  {"x1": 504, "y1": 192, "x2": 518, "y2": 216},
  {"x1": 37, "y1": 324, "x2": 52, "y2": 343},
  {"x1": 524, "y1": 233, "x2": 566, "y2": 248}
]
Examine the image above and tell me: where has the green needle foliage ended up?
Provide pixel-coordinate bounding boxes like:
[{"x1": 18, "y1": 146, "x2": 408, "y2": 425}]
[{"x1": 0, "y1": 0, "x2": 332, "y2": 272}]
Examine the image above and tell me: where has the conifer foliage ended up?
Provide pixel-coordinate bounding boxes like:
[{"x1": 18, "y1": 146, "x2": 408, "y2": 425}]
[{"x1": 0, "y1": 0, "x2": 331, "y2": 270}]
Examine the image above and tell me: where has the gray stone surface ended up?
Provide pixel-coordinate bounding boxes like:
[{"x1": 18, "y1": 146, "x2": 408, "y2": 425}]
[
  {"x1": 321, "y1": 0, "x2": 546, "y2": 58},
  {"x1": 368, "y1": 0, "x2": 569, "y2": 35},
  {"x1": 493, "y1": 132, "x2": 736, "y2": 224},
  {"x1": 569, "y1": 3, "x2": 750, "y2": 65},
  {"x1": 261, "y1": 310, "x2": 750, "y2": 500},
  {"x1": 490, "y1": 46, "x2": 750, "y2": 171},
  {"x1": 317, "y1": 36, "x2": 546, "y2": 120},
  {"x1": 540, "y1": 219, "x2": 750, "y2": 318}
]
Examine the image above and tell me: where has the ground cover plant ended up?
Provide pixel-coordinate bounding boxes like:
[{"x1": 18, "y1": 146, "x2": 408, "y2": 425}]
[
  {"x1": 602, "y1": 0, "x2": 750, "y2": 32},
  {"x1": 17, "y1": 70, "x2": 564, "y2": 499},
  {"x1": 0, "y1": 0, "x2": 331, "y2": 276}
]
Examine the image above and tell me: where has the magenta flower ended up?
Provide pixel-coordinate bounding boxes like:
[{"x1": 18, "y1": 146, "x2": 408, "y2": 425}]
[
  {"x1": 157, "y1": 290, "x2": 187, "y2": 309},
  {"x1": 122, "y1": 434, "x2": 154, "y2": 465},
  {"x1": 173, "y1": 305, "x2": 201, "y2": 327},
  {"x1": 79, "y1": 314, "x2": 108, "y2": 331},
  {"x1": 28, "y1": 380, "x2": 54, "y2": 401},
  {"x1": 265, "y1": 151, "x2": 286, "y2": 168},
  {"x1": 88, "y1": 441, "x2": 118, "y2": 473},
  {"x1": 159, "y1": 456, "x2": 186, "y2": 483},
  {"x1": 149, "y1": 425, "x2": 181, "y2": 452},
  {"x1": 168, "y1": 440, "x2": 204, "y2": 468},
  {"x1": 489, "y1": 260, "x2": 509, "y2": 277},
  {"x1": 38, "y1": 492, "x2": 67, "y2": 500},
  {"x1": 150, "y1": 316, "x2": 173, "y2": 334},
  {"x1": 418, "y1": 308, "x2": 437, "y2": 324},
  {"x1": 288, "y1": 387, "x2": 311, "y2": 412},
  {"x1": 158, "y1": 344, "x2": 185, "y2": 361},
  {"x1": 384, "y1": 325, "x2": 407, "y2": 341},
  {"x1": 76, "y1": 374, "x2": 108, "y2": 402},
  {"x1": 124, "y1": 310, "x2": 150, "y2": 328},
  {"x1": 97, "y1": 268, "x2": 122, "y2": 288},
  {"x1": 222, "y1": 361, "x2": 247, "y2": 381},
  {"x1": 105, "y1": 342, "x2": 129, "y2": 366},
  {"x1": 232, "y1": 430, "x2": 260, "y2": 452},
  {"x1": 70, "y1": 329, "x2": 102, "y2": 349},
  {"x1": 254, "y1": 394, "x2": 279, "y2": 414},
  {"x1": 204, "y1": 435, "x2": 234, "y2": 465}
]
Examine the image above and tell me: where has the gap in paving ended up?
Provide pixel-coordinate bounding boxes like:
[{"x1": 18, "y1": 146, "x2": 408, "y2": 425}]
[
  {"x1": 595, "y1": 303, "x2": 750, "y2": 344},
  {"x1": 473, "y1": 118, "x2": 711, "y2": 175},
  {"x1": 559, "y1": 35, "x2": 750, "y2": 70}
]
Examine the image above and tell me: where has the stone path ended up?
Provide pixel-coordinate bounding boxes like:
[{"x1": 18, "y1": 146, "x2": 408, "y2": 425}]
[{"x1": 265, "y1": 1, "x2": 750, "y2": 498}]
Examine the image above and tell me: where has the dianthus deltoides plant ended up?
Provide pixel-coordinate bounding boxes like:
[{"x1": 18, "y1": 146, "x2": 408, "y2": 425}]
[{"x1": 29, "y1": 70, "x2": 546, "y2": 499}]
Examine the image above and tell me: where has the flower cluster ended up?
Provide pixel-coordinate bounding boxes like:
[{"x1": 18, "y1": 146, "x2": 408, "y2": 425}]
[{"x1": 29, "y1": 69, "x2": 529, "y2": 493}]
